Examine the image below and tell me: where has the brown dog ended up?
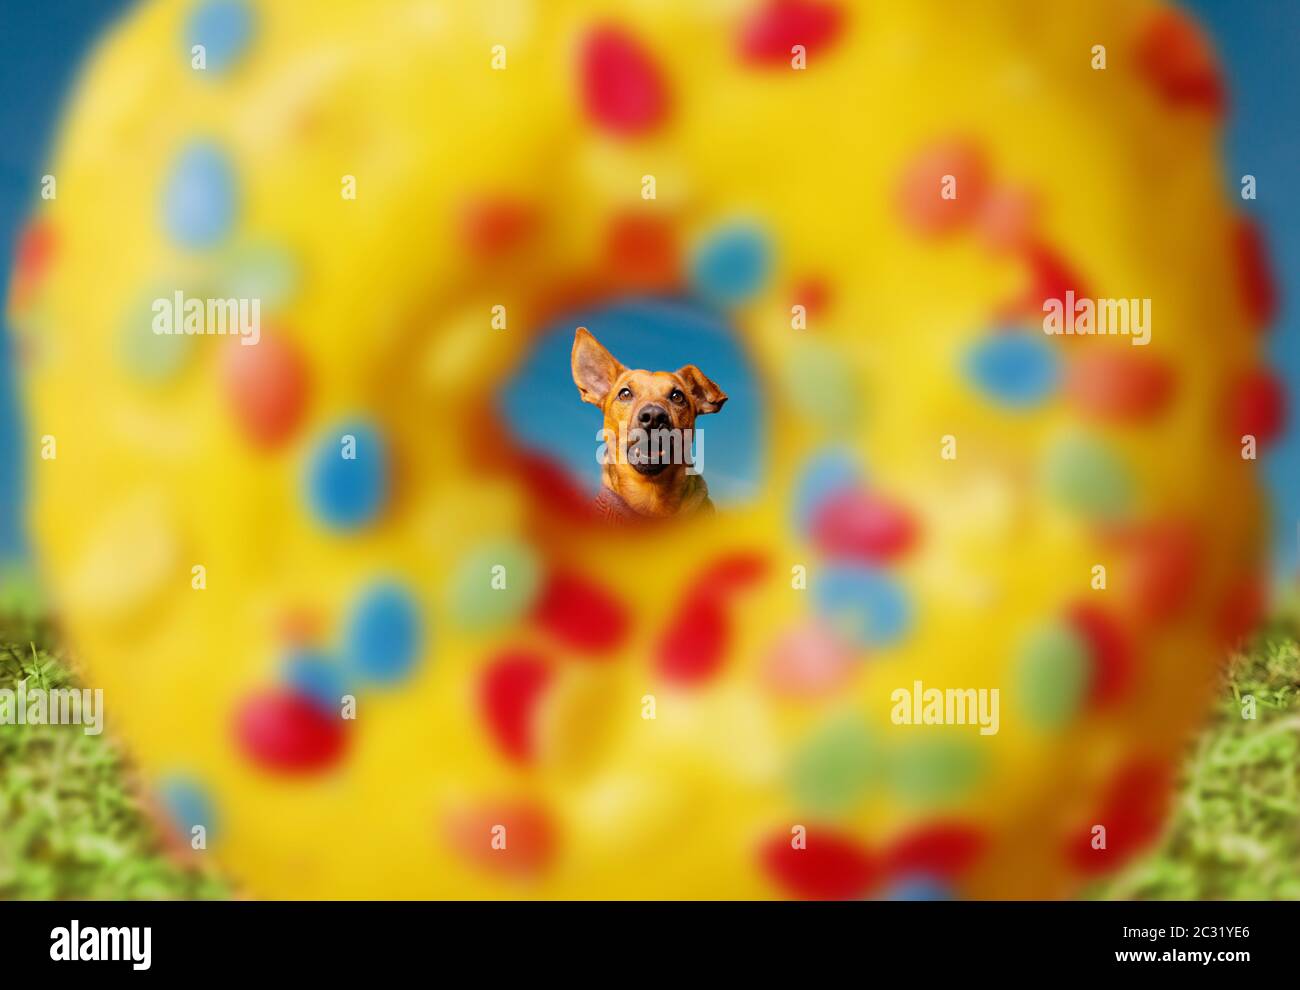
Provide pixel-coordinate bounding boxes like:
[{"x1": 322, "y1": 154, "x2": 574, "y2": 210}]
[{"x1": 571, "y1": 326, "x2": 727, "y2": 520}]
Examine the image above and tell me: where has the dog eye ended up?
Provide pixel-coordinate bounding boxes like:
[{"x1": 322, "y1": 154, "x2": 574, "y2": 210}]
[
  {"x1": 617, "y1": 387, "x2": 633, "y2": 400},
  {"x1": 669, "y1": 389, "x2": 685, "y2": 404}
]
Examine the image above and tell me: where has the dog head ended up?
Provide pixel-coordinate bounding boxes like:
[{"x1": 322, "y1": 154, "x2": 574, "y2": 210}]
[{"x1": 571, "y1": 325, "x2": 726, "y2": 479}]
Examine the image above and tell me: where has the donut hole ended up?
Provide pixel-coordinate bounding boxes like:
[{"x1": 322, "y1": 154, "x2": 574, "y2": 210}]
[{"x1": 499, "y1": 296, "x2": 762, "y2": 513}]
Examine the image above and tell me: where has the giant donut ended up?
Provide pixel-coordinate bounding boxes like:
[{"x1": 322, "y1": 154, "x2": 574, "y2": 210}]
[{"x1": 7, "y1": 0, "x2": 1282, "y2": 897}]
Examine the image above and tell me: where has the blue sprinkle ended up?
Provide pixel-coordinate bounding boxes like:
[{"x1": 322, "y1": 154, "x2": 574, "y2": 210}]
[
  {"x1": 305, "y1": 422, "x2": 389, "y2": 530},
  {"x1": 792, "y1": 448, "x2": 866, "y2": 536},
  {"x1": 282, "y1": 649, "x2": 349, "y2": 713},
  {"x1": 964, "y1": 331, "x2": 1060, "y2": 408},
  {"x1": 187, "y1": 0, "x2": 254, "y2": 74},
  {"x1": 690, "y1": 223, "x2": 772, "y2": 306},
  {"x1": 162, "y1": 142, "x2": 237, "y2": 249},
  {"x1": 883, "y1": 874, "x2": 953, "y2": 901},
  {"x1": 344, "y1": 582, "x2": 423, "y2": 685},
  {"x1": 157, "y1": 775, "x2": 216, "y2": 843},
  {"x1": 813, "y1": 564, "x2": 912, "y2": 648}
]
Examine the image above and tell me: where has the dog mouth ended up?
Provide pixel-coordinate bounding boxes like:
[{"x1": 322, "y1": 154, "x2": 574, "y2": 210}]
[{"x1": 626, "y1": 437, "x2": 674, "y2": 475}]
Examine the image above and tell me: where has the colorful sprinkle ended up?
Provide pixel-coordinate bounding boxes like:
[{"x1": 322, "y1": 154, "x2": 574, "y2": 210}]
[
  {"x1": 119, "y1": 286, "x2": 195, "y2": 382},
  {"x1": 1041, "y1": 433, "x2": 1134, "y2": 522},
  {"x1": 690, "y1": 223, "x2": 772, "y2": 306},
  {"x1": 304, "y1": 421, "x2": 389, "y2": 530},
  {"x1": 793, "y1": 448, "x2": 866, "y2": 535},
  {"x1": 1233, "y1": 218, "x2": 1277, "y2": 330},
  {"x1": 224, "y1": 332, "x2": 309, "y2": 448},
  {"x1": 687, "y1": 551, "x2": 769, "y2": 600},
  {"x1": 162, "y1": 141, "x2": 237, "y2": 249},
  {"x1": 1217, "y1": 575, "x2": 1265, "y2": 647},
  {"x1": 282, "y1": 648, "x2": 348, "y2": 713},
  {"x1": 882, "y1": 876, "x2": 952, "y2": 900},
  {"x1": 1065, "y1": 352, "x2": 1175, "y2": 422},
  {"x1": 790, "y1": 717, "x2": 881, "y2": 814},
  {"x1": 896, "y1": 140, "x2": 989, "y2": 236},
  {"x1": 606, "y1": 212, "x2": 679, "y2": 288},
  {"x1": 1012, "y1": 240, "x2": 1090, "y2": 319},
  {"x1": 1067, "y1": 760, "x2": 1171, "y2": 873},
  {"x1": 1067, "y1": 603, "x2": 1134, "y2": 709},
  {"x1": 965, "y1": 331, "x2": 1060, "y2": 408},
  {"x1": 1016, "y1": 622, "x2": 1090, "y2": 729},
  {"x1": 810, "y1": 488, "x2": 917, "y2": 563},
  {"x1": 11, "y1": 220, "x2": 55, "y2": 309},
  {"x1": 975, "y1": 185, "x2": 1037, "y2": 253},
  {"x1": 891, "y1": 737, "x2": 985, "y2": 806},
  {"x1": 445, "y1": 800, "x2": 556, "y2": 878},
  {"x1": 739, "y1": 0, "x2": 846, "y2": 65},
  {"x1": 657, "y1": 596, "x2": 728, "y2": 685},
  {"x1": 760, "y1": 825, "x2": 878, "y2": 900},
  {"x1": 813, "y1": 564, "x2": 912, "y2": 648},
  {"x1": 344, "y1": 581, "x2": 423, "y2": 685},
  {"x1": 884, "y1": 821, "x2": 986, "y2": 880},
  {"x1": 782, "y1": 339, "x2": 860, "y2": 426},
  {"x1": 530, "y1": 569, "x2": 629, "y2": 654},
  {"x1": 580, "y1": 26, "x2": 669, "y2": 136},
  {"x1": 479, "y1": 650, "x2": 552, "y2": 764},
  {"x1": 1115, "y1": 521, "x2": 1200, "y2": 622},
  {"x1": 157, "y1": 774, "x2": 217, "y2": 843},
  {"x1": 450, "y1": 539, "x2": 542, "y2": 630},
  {"x1": 763, "y1": 621, "x2": 856, "y2": 697},
  {"x1": 234, "y1": 690, "x2": 346, "y2": 773},
  {"x1": 1134, "y1": 8, "x2": 1225, "y2": 115},
  {"x1": 1227, "y1": 368, "x2": 1287, "y2": 448},
  {"x1": 460, "y1": 197, "x2": 536, "y2": 258},
  {"x1": 186, "y1": 0, "x2": 254, "y2": 74},
  {"x1": 221, "y1": 243, "x2": 299, "y2": 307}
]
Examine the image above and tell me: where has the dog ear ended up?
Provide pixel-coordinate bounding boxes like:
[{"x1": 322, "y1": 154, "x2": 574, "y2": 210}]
[
  {"x1": 676, "y1": 364, "x2": 727, "y2": 414},
  {"x1": 572, "y1": 327, "x2": 626, "y2": 407}
]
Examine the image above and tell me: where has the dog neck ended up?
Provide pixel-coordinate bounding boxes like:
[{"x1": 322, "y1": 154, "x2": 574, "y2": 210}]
[{"x1": 601, "y1": 463, "x2": 708, "y2": 518}]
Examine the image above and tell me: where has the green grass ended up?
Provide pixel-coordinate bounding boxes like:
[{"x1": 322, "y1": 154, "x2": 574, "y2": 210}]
[
  {"x1": 1094, "y1": 610, "x2": 1300, "y2": 900},
  {"x1": 0, "y1": 595, "x2": 227, "y2": 899},
  {"x1": 1, "y1": 569, "x2": 1297, "y2": 900}
]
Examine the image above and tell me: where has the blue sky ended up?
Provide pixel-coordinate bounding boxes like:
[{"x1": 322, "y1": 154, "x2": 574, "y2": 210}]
[{"x1": 1, "y1": 0, "x2": 1296, "y2": 567}]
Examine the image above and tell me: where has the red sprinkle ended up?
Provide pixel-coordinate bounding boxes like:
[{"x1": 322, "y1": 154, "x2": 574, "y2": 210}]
[
  {"x1": 460, "y1": 198, "x2": 536, "y2": 258},
  {"x1": 689, "y1": 551, "x2": 769, "y2": 600},
  {"x1": 223, "y1": 332, "x2": 309, "y2": 448},
  {"x1": 791, "y1": 277, "x2": 831, "y2": 318},
  {"x1": 1228, "y1": 368, "x2": 1287, "y2": 448},
  {"x1": 1134, "y1": 9, "x2": 1226, "y2": 115},
  {"x1": 739, "y1": 0, "x2": 845, "y2": 65},
  {"x1": 515, "y1": 450, "x2": 600, "y2": 524},
  {"x1": 1011, "y1": 240, "x2": 1091, "y2": 320},
  {"x1": 1110, "y1": 521, "x2": 1200, "y2": 623},
  {"x1": 235, "y1": 690, "x2": 346, "y2": 774},
  {"x1": 531, "y1": 569, "x2": 629, "y2": 655},
  {"x1": 761, "y1": 825, "x2": 878, "y2": 900},
  {"x1": 11, "y1": 220, "x2": 56, "y2": 309},
  {"x1": 1218, "y1": 575, "x2": 1264, "y2": 648},
  {"x1": 1234, "y1": 218, "x2": 1278, "y2": 330},
  {"x1": 975, "y1": 185, "x2": 1037, "y2": 253},
  {"x1": 1065, "y1": 352, "x2": 1176, "y2": 422},
  {"x1": 606, "y1": 212, "x2": 679, "y2": 288},
  {"x1": 810, "y1": 488, "x2": 917, "y2": 563},
  {"x1": 657, "y1": 596, "x2": 728, "y2": 685},
  {"x1": 884, "y1": 822, "x2": 986, "y2": 880},
  {"x1": 480, "y1": 650, "x2": 552, "y2": 763},
  {"x1": 896, "y1": 140, "x2": 990, "y2": 237},
  {"x1": 1068, "y1": 761, "x2": 1171, "y2": 874},
  {"x1": 445, "y1": 800, "x2": 556, "y2": 878},
  {"x1": 580, "y1": 26, "x2": 670, "y2": 136},
  {"x1": 1068, "y1": 603, "x2": 1135, "y2": 708}
]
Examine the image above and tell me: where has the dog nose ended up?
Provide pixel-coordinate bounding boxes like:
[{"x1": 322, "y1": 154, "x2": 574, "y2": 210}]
[{"x1": 637, "y1": 405, "x2": 670, "y2": 430}]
